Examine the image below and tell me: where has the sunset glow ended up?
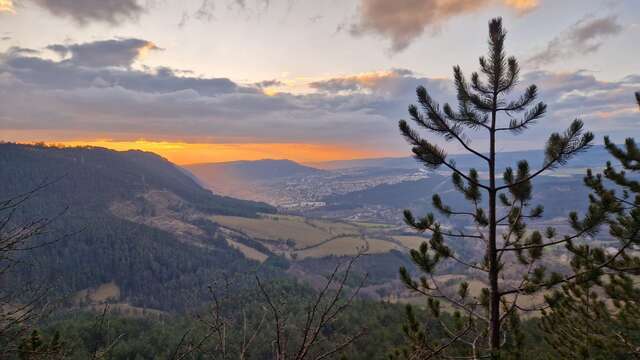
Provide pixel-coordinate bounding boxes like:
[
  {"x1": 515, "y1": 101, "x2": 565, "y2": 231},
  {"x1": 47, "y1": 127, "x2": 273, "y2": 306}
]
[
  {"x1": 48, "y1": 140, "x2": 390, "y2": 165},
  {"x1": 1, "y1": 0, "x2": 638, "y2": 162},
  {"x1": 0, "y1": 0, "x2": 14, "y2": 13}
]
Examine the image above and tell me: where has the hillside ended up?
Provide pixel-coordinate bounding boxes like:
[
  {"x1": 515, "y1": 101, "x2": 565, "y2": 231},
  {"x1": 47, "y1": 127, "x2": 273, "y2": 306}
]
[
  {"x1": 188, "y1": 159, "x2": 326, "y2": 180},
  {"x1": 0, "y1": 143, "x2": 278, "y2": 311},
  {"x1": 321, "y1": 173, "x2": 592, "y2": 221}
]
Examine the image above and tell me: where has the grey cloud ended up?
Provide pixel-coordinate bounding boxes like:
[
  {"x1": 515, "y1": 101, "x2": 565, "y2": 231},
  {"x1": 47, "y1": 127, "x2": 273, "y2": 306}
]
[
  {"x1": 0, "y1": 46, "x2": 406, "y2": 146},
  {"x1": 622, "y1": 74, "x2": 640, "y2": 84},
  {"x1": 528, "y1": 15, "x2": 623, "y2": 66},
  {"x1": 1, "y1": 50, "x2": 252, "y2": 96},
  {"x1": 30, "y1": 0, "x2": 144, "y2": 25},
  {"x1": 309, "y1": 68, "x2": 419, "y2": 93},
  {"x1": 512, "y1": 70, "x2": 640, "y2": 145},
  {"x1": 348, "y1": 0, "x2": 540, "y2": 53},
  {"x1": 179, "y1": 0, "x2": 272, "y2": 27},
  {"x1": 254, "y1": 79, "x2": 283, "y2": 88},
  {"x1": 194, "y1": 0, "x2": 215, "y2": 21},
  {"x1": 46, "y1": 38, "x2": 160, "y2": 68},
  {"x1": 5, "y1": 47, "x2": 40, "y2": 56},
  {"x1": 0, "y1": 43, "x2": 637, "y2": 151},
  {"x1": 350, "y1": 0, "x2": 491, "y2": 53}
]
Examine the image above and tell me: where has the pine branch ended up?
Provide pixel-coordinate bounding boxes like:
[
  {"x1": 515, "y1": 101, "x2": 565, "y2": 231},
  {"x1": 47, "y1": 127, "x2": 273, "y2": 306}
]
[
  {"x1": 410, "y1": 85, "x2": 490, "y2": 162},
  {"x1": 496, "y1": 119, "x2": 593, "y2": 191},
  {"x1": 399, "y1": 120, "x2": 490, "y2": 190},
  {"x1": 500, "y1": 227, "x2": 639, "y2": 296},
  {"x1": 496, "y1": 102, "x2": 546, "y2": 133}
]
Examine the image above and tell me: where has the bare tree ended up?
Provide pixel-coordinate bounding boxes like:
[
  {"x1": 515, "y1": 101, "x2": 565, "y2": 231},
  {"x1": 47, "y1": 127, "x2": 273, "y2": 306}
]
[
  {"x1": 257, "y1": 255, "x2": 367, "y2": 360},
  {"x1": 174, "y1": 255, "x2": 367, "y2": 359},
  {"x1": 0, "y1": 179, "x2": 68, "y2": 357}
]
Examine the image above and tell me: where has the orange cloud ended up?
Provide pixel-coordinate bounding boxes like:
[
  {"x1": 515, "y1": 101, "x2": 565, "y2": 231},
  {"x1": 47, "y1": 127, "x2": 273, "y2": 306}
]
[
  {"x1": 0, "y1": 0, "x2": 15, "y2": 13},
  {"x1": 351, "y1": 0, "x2": 539, "y2": 52},
  {"x1": 309, "y1": 68, "x2": 412, "y2": 93},
  {"x1": 136, "y1": 41, "x2": 160, "y2": 59},
  {"x1": 42, "y1": 140, "x2": 390, "y2": 165},
  {"x1": 503, "y1": 0, "x2": 539, "y2": 14}
]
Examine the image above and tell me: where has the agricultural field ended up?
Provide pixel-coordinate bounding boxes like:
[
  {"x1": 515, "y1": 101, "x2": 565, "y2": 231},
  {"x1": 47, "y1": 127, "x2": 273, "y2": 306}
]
[
  {"x1": 226, "y1": 239, "x2": 269, "y2": 262},
  {"x1": 72, "y1": 282, "x2": 166, "y2": 317},
  {"x1": 391, "y1": 235, "x2": 429, "y2": 249},
  {"x1": 212, "y1": 214, "x2": 359, "y2": 249},
  {"x1": 212, "y1": 214, "x2": 412, "y2": 260},
  {"x1": 295, "y1": 236, "x2": 403, "y2": 259}
]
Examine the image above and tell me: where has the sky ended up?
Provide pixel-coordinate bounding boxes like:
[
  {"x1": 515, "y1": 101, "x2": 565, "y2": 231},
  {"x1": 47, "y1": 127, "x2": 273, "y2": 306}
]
[{"x1": 0, "y1": 0, "x2": 638, "y2": 164}]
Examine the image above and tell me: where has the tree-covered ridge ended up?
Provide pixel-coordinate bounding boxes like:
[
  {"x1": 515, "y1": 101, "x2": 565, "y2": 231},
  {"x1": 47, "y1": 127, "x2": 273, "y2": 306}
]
[
  {"x1": 0, "y1": 143, "x2": 280, "y2": 312},
  {"x1": 0, "y1": 143, "x2": 275, "y2": 217}
]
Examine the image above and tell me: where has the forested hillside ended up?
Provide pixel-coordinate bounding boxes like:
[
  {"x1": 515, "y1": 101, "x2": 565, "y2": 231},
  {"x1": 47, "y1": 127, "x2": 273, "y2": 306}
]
[
  {"x1": 0, "y1": 143, "x2": 279, "y2": 311},
  {"x1": 322, "y1": 173, "x2": 592, "y2": 220}
]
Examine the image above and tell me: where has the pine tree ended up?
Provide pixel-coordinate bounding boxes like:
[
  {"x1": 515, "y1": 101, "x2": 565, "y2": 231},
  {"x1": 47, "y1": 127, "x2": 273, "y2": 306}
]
[
  {"x1": 394, "y1": 18, "x2": 607, "y2": 359},
  {"x1": 540, "y1": 91, "x2": 640, "y2": 359},
  {"x1": 17, "y1": 330, "x2": 65, "y2": 360}
]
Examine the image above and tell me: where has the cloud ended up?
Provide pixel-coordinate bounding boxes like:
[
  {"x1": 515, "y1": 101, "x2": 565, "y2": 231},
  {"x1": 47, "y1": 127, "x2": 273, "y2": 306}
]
[
  {"x1": 0, "y1": 44, "x2": 418, "y2": 147},
  {"x1": 194, "y1": 0, "x2": 215, "y2": 21},
  {"x1": 46, "y1": 38, "x2": 160, "y2": 68},
  {"x1": 178, "y1": 0, "x2": 273, "y2": 27},
  {"x1": 310, "y1": 68, "x2": 416, "y2": 93},
  {"x1": 0, "y1": 41, "x2": 637, "y2": 153},
  {"x1": 503, "y1": 0, "x2": 538, "y2": 14},
  {"x1": 1, "y1": 47, "x2": 249, "y2": 95},
  {"x1": 349, "y1": 0, "x2": 540, "y2": 53},
  {"x1": 0, "y1": 0, "x2": 14, "y2": 13},
  {"x1": 254, "y1": 79, "x2": 283, "y2": 88},
  {"x1": 528, "y1": 14, "x2": 624, "y2": 66},
  {"x1": 29, "y1": 0, "x2": 144, "y2": 25}
]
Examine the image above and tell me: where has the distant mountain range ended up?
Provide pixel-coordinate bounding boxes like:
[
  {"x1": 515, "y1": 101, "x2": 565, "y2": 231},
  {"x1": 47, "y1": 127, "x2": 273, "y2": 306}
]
[
  {"x1": 187, "y1": 159, "x2": 325, "y2": 182},
  {"x1": 185, "y1": 159, "x2": 327, "y2": 200},
  {"x1": 181, "y1": 147, "x2": 615, "y2": 211},
  {"x1": 321, "y1": 173, "x2": 590, "y2": 221},
  {"x1": 312, "y1": 145, "x2": 614, "y2": 171}
]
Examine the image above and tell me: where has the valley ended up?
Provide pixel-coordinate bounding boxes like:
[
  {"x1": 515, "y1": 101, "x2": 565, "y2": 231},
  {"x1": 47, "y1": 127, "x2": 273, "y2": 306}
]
[
  {"x1": 0, "y1": 143, "x2": 619, "y2": 316},
  {"x1": 0, "y1": 142, "x2": 630, "y2": 359}
]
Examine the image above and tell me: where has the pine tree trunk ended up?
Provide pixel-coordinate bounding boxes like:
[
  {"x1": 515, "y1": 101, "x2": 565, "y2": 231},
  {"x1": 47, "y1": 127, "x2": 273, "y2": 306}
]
[{"x1": 489, "y1": 95, "x2": 501, "y2": 358}]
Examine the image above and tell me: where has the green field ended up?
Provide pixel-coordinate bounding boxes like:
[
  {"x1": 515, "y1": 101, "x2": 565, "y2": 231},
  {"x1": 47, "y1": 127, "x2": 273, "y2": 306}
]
[{"x1": 213, "y1": 214, "x2": 409, "y2": 259}]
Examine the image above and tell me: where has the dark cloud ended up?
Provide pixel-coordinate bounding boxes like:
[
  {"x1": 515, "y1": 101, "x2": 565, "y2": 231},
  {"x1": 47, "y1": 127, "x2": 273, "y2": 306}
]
[
  {"x1": 0, "y1": 42, "x2": 637, "y2": 151},
  {"x1": 30, "y1": 0, "x2": 144, "y2": 25},
  {"x1": 350, "y1": 0, "x2": 488, "y2": 52},
  {"x1": 254, "y1": 79, "x2": 283, "y2": 88},
  {"x1": 0, "y1": 44, "x2": 407, "y2": 146},
  {"x1": 46, "y1": 38, "x2": 160, "y2": 68},
  {"x1": 5, "y1": 46, "x2": 39, "y2": 56},
  {"x1": 1, "y1": 49, "x2": 250, "y2": 96},
  {"x1": 310, "y1": 68, "x2": 417, "y2": 93},
  {"x1": 622, "y1": 74, "x2": 640, "y2": 84},
  {"x1": 528, "y1": 15, "x2": 624, "y2": 66},
  {"x1": 349, "y1": 0, "x2": 538, "y2": 53}
]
